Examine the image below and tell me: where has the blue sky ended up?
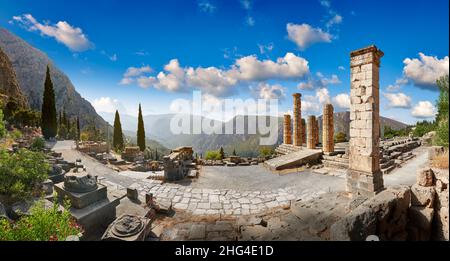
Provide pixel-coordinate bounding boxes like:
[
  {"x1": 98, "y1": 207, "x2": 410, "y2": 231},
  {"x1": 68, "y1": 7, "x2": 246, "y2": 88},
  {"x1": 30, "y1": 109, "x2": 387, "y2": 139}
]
[{"x1": 0, "y1": 0, "x2": 448, "y2": 124}]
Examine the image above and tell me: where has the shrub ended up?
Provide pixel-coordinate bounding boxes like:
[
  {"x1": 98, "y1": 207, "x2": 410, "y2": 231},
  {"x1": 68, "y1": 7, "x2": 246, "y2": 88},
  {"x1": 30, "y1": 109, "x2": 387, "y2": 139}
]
[
  {"x1": 259, "y1": 146, "x2": 274, "y2": 157},
  {"x1": 334, "y1": 132, "x2": 346, "y2": 143},
  {"x1": 0, "y1": 149, "x2": 49, "y2": 203},
  {"x1": 434, "y1": 118, "x2": 449, "y2": 147},
  {"x1": 431, "y1": 150, "x2": 449, "y2": 169},
  {"x1": 413, "y1": 120, "x2": 436, "y2": 137},
  {"x1": 10, "y1": 129, "x2": 22, "y2": 140},
  {"x1": 0, "y1": 109, "x2": 5, "y2": 139},
  {"x1": 205, "y1": 150, "x2": 221, "y2": 160},
  {"x1": 30, "y1": 137, "x2": 46, "y2": 151},
  {"x1": 0, "y1": 198, "x2": 83, "y2": 241}
]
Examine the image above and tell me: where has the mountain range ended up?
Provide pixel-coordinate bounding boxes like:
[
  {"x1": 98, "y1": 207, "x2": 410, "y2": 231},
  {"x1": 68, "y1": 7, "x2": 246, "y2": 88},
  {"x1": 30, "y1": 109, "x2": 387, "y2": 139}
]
[{"x1": 100, "y1": 111, "x2": 409, "y2": 157}]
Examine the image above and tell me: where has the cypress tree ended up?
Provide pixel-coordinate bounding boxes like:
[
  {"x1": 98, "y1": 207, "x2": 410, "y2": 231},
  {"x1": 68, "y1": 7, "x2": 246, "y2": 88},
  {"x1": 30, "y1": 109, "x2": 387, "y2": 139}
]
[
  {"x1": 219, "y1": 147, "x2": 225, "y2": 160},
  {"x1": 41, "y1": 66, "x2": 57, "y2": 139},
  {"x1": 137, "y1": 103, "x2": 146, "y2": 151},
  {"x1": 113, "y1": 110, "x2": 124, "y2": 150},
  {"x1": 232, "y1": 149, "x2": 237, "y2": 156},
  {"x1": 76, "y1": 117, "x2": 81, "y2": 141},
  {"x1": 155, "y1": 148, "x2": 158, "y2": 160}
]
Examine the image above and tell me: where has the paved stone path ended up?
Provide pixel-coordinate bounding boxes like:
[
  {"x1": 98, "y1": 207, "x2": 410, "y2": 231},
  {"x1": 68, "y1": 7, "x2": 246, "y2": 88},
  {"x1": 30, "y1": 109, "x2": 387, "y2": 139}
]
[{"x1": 51, "y1": 140, "x2": 430, "y2": 217}]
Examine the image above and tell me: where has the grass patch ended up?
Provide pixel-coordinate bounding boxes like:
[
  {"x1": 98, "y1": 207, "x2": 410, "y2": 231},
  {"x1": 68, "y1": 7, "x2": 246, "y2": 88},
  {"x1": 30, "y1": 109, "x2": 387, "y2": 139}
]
[{"x1": 431, "y1": 150, "x2": 449, "y2": 169}]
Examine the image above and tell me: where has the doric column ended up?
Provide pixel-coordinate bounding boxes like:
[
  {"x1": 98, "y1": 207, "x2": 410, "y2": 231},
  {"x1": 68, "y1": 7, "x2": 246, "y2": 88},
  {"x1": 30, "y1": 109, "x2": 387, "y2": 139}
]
[
  {"x1": 283, "y1": 114, "x2": 292, "y2": 145},
  {"x1": 307, "y1": 116, "x2": 316, "y2": 149},
  {"x1": 314, "y1": 118, "x2": 319, "y2": 146},
  {"x1": 347, "y1": 45, "x2": 384, "y2": 197},
  {"x1": 323, "y1": 104, "x2": 334, "y2": 153},
  {"x1": 292, "y1": 93, "x2": 302, "y2": 146},
  {"x1": 301, "y1": 118, "x2": 306, "y2": 145}
]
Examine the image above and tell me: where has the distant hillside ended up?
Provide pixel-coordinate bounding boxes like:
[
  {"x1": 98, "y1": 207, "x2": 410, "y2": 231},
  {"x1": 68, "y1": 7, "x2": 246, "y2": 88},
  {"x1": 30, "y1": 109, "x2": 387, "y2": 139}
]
[
  {"x1": 0, "y1": 28, "x2": 107, "y2": 129},
  {"x1": 105, "y1": 111, "x2": 408, "y2": 157},
  {"x1": 0, "y1": 46, "x2": 27, "y2": 107}
]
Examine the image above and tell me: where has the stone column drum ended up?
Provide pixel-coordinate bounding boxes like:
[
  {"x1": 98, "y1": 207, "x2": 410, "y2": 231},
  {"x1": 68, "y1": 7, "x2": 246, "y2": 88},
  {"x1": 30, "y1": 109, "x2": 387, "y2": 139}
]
[
  {"x1": 314, "y1": 118, "x2": 319, "y2": 146},
  {"x1": 323, "y1": 104, "x2": 334, "y2": 153},
  {"x1": 283, "y1": 114, "x2": 292, "y2": 145},
  {"x1": 347, "y1": 45, "x2": 384, "y2": 197},
  {"x1": 301, "y1": 118, "x2": 306, "y2": 145},
  {"x1": 292, "y1": 93, "x2": 302, "y2": 146},
  {"x1": 307, "y1": 116, "x2": 316, "y2": 149}
]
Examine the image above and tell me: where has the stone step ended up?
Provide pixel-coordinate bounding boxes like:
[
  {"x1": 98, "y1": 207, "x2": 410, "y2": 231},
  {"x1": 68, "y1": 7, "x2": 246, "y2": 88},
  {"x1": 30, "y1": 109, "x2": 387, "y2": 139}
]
[
  {"x1": 381, "y1": 165, "x2": 396, "y2": 175},
  {"x1": 264, "y1": 148, "x2": 322, "y2": 170},
  {"x1": 380, "y1": 159, "x2": 394, "y2": 169},
  {"x1": 322, "y1": 160, "x2": 348, "y2": 169}
]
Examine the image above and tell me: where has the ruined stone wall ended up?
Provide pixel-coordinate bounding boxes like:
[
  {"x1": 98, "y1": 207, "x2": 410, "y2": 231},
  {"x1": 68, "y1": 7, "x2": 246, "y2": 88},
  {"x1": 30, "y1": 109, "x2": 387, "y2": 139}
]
[{"x1": 347, "y1": 46, "x2": 384, "y2": 197}]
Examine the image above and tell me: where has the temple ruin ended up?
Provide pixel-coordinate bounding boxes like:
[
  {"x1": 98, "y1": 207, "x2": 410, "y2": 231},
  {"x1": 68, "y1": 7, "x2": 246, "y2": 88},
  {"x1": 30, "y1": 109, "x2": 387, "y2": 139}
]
[{"x1": 292, "y1": 93, "x2": 302, "y2": 146}]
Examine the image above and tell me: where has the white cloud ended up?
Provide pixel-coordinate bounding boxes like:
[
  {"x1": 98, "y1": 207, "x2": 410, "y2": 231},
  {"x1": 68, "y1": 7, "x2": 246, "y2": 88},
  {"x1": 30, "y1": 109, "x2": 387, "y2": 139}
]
[
  {"x1": 12, "y1": 14, "x2": 92, "y2": 52},
  {"x1": 316, "y1": 88, "x2": 330, "y2": 104},
  {"x1": 198, "y1": 1, "x2": 216, "y2": 13},
  {"x1": 320, "y1": 0, "x2": 331, "y2": 8},
  {"x1": 246, "y1": 16, "x2": 255, "y2": 26},
  {"x1": 258, "y1": 43, "x2": 274, "y2": 54},
  {"x1": 287, "y1": 23, "x2": 332, "y2": 50},
  {"x1": 122, "y1": 53, "x2": 309, "y2": 97},
  {"x1": 109, "y1": 54, "x2": 117, "y2": 61},
  {"x1": 383, "y1": 92, "x2": 412, "y2": 108},
  {"x1": 326, "y1": 14, "x2": 343, "y2": 29},
  {"x1": 297, "y1": 73, "x2": 340, "y2": 90},
  {"x1": 332, "y1": 93, "x2": 350, "y2": 109},
  {"x1": 233, "y1": 52, "x2": 309, "y2": 81},
  {"x1": 241, "y1": 0, "x2": 252, "y2": 10},
  {"x1": 403, "y1": 53, "x2": 449, "y2": 88},
  {"x1": 411, "y1": 101, "x2": 436, "y2": 118},
  {"x1": 251, "y1": 83, "x2": 286, "y2": 100},
  {"x1": 338, "y1": 66, "x2": 345, "y2": 70},
  {"x1": 123, "y1": 66, "x2": 152, "y2": 78},
  {"x1": 92, "y1": 97, "x2": 126, "y2": 114}
]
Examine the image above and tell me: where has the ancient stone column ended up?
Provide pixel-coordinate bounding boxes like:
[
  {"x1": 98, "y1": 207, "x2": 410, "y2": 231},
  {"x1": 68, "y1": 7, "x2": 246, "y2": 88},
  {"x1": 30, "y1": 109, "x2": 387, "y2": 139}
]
[
  {"x1": 301, "y1": 118, "x2": 306, "y2": 145},
  {"x1": 314, "y1": 118, "x2": 319, "y2": 146},
  {"x1": 322, "y1": 104, "x2": 334, "y2": 153},
  {"x1": 283, "y1": 114, "x2": 292, "y2": 145},
  {"x1": 347, "y1": 45, "x2": 384, "y2": 197},
  {"x1": 292, "y1": 93, "x2": 302, "y2": 146},
  {"x1": 307, "y1": 116, "x2": 316, "y2": 149}
]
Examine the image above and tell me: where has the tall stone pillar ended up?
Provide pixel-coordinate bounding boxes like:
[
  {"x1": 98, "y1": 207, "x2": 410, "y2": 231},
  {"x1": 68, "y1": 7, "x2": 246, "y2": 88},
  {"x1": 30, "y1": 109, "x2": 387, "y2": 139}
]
[
  {"x1": 283, "y1": 114, "x2": 292, "y2": 145},
  {"x1": 301, "y1": 118, "x2": 306, "y2": 145},
  {"x1": 292, "y1": 93, "x2": 302, "y2": 146},
  {"x1": 347, "y1": 45, "x2": 384, "y2": 197},
  {"x1": 314, "y1": 118, "x2": 319, "y2": 146},
  {"x1": 307, "y1": 116, "x2": 316, "y2": 149},
  {"x1": 322, "y1": 104, "x2": 334, "y2": 153}
]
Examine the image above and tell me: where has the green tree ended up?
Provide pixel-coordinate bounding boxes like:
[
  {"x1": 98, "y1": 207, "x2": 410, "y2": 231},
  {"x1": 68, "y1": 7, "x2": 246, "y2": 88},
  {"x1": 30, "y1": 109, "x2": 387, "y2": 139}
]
[
  {"x1": 436, "y1": 75, "x2": 449, "y2": 123},
  {"x1": 41, "y1": 66, "x2": 57, "y2": 139},
  {"x1": 0, "y1": 109, "x2": 5, "y2": 138},
  {"x1": 76, "y1": 117, "x2": 81, "y2": 141},
  {"x1": 137, "y1": 103, "x2": 146, "y2": 151},
  {"x1": 155, "y1": 148, "x2": 158, "y2": 160},
  {"x1": 205, "y1": 150, "x2": 221, "y2": 160},
  {"x1": 334, "y1": 132, "x2": 346, "y2": 143},
  {"x1": 219, "y1": 146, "x2": 225, "y2": 160},
  {"x1": 232, "y1": 149, "x2": 237, "y2": 156},
  {"x1": 113, "y1": 110, "x2": 124, "y2": 150}
]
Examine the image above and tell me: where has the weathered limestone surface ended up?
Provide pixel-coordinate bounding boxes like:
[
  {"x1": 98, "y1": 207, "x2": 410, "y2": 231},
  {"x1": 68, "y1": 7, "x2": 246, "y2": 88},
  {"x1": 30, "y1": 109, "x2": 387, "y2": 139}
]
[
  {"x1": 347, "y1": 45, "x2": 384, "y2": 197},
  {"x1": 323, "y1": 104, "x2": 334, "y2": 153},
  {"x1": 314, "y1": 117, "x2": 319, "y2": 146},
  {"x1": 301, "y1": 118, "x2": 306, "y2": 145},
  {"x1": 292, "y1": 93, "x2": 302, "y2": 146},
  {"x1": 307, "y1": 116, "x2": 316, "y2": 149},
  {"x1": 330, "y1": 185, "x2": 410, "y2": 241},
  {"x1": 283, "y1": 114, "x2": 292, "y2": 145}
]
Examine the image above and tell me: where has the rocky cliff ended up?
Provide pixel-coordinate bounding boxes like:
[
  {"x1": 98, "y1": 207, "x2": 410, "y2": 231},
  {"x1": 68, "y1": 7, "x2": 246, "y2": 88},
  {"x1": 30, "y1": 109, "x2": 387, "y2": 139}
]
[
  {"x1": 0, "y1": 28, "x2": 107, "y2": 128},
  {"x1": 0, "y1": 46, "x2": 27, "y2": 107}
]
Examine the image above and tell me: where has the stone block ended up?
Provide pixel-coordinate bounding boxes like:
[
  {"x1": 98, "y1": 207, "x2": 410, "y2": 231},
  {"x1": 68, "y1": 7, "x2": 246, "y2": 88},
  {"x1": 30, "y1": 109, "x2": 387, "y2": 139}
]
[
  {"x1": 408, "y1": 206, "x2": 434, "y2": 239},
  {"x1": 416, "y1": 168, "x2": 435, "y2": 187},
  {"x1": 411, "y1": 184, "x2": 435, "y2": 207},
  {"x1": 127, "y1": 187, "x2": 139, "y2": 201},
  {"x1": 54, "y1": 182, "x2": 107, "y2": 209},
  {"x1": 102, "y1": 214, "x2": 152, "y2": 241}
]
